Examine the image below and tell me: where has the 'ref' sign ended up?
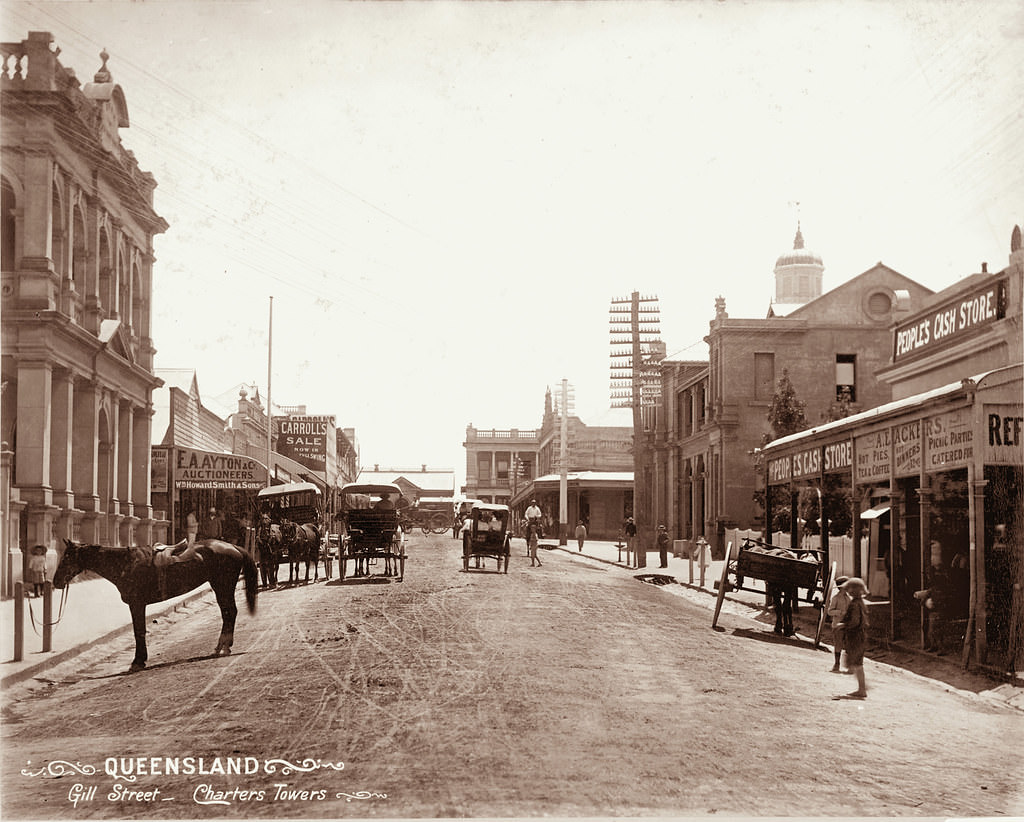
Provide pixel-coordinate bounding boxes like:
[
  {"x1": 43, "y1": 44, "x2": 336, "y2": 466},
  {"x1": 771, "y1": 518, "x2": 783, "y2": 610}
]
[
  {"x1": 893, "y1": 279, "x2": 1006, "y2": 362},
  {"x1": 984, "y1": 405, "x2": 1024, "y2": 466}
]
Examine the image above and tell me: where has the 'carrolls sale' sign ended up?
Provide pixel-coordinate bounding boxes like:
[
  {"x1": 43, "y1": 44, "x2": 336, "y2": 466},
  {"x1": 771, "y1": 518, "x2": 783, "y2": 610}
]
[
  {"x1": 275, "y1": 415, "x2": 334, "y2": 473},
  {"x1": 893, "y1": 279, "x2": 1007, "y2": 362}
]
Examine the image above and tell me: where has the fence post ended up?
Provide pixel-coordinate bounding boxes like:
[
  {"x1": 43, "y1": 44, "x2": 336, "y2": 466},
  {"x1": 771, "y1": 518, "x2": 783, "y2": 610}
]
[
  {"x1": 42, "y1": 580, "x2": 53, "y2": 652},
  {"x1": 13, "y1": 580, "x2": 24, "y2": 662}
]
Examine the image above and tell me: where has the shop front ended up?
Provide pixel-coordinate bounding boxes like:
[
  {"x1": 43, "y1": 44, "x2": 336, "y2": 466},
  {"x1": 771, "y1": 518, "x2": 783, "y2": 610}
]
[
  {"x1": 151, "y1": 447, "x2": 269, "y2": 546},
  {"x1": 762, "y1": 365, "x2": 1022, "y2": 671}
]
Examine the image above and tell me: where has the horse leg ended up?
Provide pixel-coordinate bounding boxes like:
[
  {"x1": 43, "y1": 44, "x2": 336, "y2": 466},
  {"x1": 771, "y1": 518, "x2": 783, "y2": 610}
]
[
  {"x1": 212, "y1": 577, "x2": 239, "y2": 655},
  {"x1": 129, "y1": 602, "x2": 148, "y2": 673}
]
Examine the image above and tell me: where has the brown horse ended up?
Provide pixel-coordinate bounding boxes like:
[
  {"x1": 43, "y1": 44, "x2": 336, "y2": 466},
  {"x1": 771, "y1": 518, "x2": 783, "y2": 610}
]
[
  {"x1": 255, "y1": 513, "x2": 282, "y2": 589},
  {"x1": 53, "y1": 539, "x2": 258, "y2": 673},
  {"x1": 280, "y1": 520, "x2": 321, "y2": 585}
]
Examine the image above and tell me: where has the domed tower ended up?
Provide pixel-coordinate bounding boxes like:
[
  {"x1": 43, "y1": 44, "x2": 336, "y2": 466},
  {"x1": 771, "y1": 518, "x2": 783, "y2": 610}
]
[{"x1": 773, "y1": 223, "x2": 824, "y2": 306}]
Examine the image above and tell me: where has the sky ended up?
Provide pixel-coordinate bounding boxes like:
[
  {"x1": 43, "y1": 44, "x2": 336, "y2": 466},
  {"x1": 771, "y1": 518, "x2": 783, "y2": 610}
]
[{"x1": 3, "y1": 0, "x2": 1022, "y2": 490}]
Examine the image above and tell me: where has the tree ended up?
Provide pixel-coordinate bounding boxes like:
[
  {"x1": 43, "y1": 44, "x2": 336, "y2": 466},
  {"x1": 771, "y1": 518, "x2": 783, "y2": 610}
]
[{"x1": 767, "y1": 368, "x2": 808, "y2": 439}]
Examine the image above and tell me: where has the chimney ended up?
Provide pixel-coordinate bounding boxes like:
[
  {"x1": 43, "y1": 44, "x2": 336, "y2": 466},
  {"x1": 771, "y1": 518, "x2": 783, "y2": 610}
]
[
  {"x1": 422, "y1": 464, "x2": 427, "y2": 472},
  {"x1": 374, "y1": 463, "x2": 379, "y2": 471},
  {"x1": 981, "y1": 262, "x2": 988, "y2": 273}
]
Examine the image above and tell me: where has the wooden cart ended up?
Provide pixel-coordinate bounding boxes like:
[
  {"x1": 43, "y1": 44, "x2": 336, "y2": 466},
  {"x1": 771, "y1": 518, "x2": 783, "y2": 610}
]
[{"x1": 712, "y1": 537, "x2": 835, "y2": 646}]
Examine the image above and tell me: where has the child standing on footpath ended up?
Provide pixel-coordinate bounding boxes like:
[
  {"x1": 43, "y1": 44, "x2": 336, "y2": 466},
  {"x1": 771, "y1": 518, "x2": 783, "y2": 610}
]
[
  {"x1": 827, "y1": 575, "x2": 851, "y2": 673},
  {"x1": 575, "y1": 520, "x2": 587, "y2": 552},
  {"x1": 833, "y1": 577, "x2": 869, "y2": 699},
  {"x1": 27, "y1": 545, "x2": 48, "y2": 597}
]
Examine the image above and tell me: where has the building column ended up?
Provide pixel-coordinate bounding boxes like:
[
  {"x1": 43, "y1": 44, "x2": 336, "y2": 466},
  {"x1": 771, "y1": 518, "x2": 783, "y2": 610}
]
[
  {"x1": 116, "y1": 398, "x2": 132, "y2": 517},
  {"x1": 49, "y1": 367, "x2": 74, "y2": 510},
  {"x1": 970, "y1": 477, "x2": 989, "y2": 664},
  {"x1": 132, "y1": 406, "x2": 152, "y2": 520},
  {"x1": 916, "y1": 486, "x2": 934, "y2": 648},
  {"x1": 15, "y1": 360, "x2": 52, "y2": 506},
  {"x1": 71, "y1": 379, "x2": 101, "y2": 542}
]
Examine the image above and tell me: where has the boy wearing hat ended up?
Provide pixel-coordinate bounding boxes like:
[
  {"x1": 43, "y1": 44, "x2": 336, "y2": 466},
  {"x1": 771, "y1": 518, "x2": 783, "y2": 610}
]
[
  {"x1": 826, "y1": 575, "x2": 851, "y2": 673},
  {"x1": 834, "y1": 577, "x2": 869, "y2": 699}
]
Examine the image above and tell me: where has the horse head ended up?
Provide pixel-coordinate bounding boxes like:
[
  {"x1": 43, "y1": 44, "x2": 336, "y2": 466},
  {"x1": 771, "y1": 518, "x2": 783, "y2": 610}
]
[
  {"x1": 279, "y1": 520, "x2": 296, "y2": 543},
  {"x1": 54, "y1": 540, "x2": 86, "y2": 589}
]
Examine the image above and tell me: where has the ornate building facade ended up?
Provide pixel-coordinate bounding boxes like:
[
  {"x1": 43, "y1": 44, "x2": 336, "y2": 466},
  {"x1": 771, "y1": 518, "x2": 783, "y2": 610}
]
[
  {"x1": 650, "y1": 227, "x2": 934, "y2": 556},
  {"x1": 1, "y1": 33, "x2": 167, "y2": 594}
]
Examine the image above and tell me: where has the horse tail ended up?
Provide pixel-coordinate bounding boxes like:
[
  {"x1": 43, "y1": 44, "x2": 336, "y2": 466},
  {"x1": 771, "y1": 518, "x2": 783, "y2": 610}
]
[{"x1": 241, "y1": 549, "x2": 258, "y2": 613}]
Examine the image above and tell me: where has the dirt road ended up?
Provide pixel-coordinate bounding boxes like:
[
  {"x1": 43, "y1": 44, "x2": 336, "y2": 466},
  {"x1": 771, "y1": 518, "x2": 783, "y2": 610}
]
[{"x1": 2, "y1": 533, "x2": 1021, "y2": 819}]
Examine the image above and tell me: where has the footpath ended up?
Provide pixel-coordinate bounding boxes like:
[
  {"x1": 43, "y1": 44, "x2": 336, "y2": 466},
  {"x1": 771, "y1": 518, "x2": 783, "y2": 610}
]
[
  {"x1": 1, "y1": 576, "x2": 211, "y2": 689},
  {"x1": 2, "y1": 539, "x2": 1022, "y2": 713}
]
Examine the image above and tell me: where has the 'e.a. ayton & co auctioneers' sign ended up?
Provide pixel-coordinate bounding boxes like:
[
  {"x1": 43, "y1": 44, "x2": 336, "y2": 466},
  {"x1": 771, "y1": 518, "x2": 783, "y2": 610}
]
[{"x1": 174, "y1": 448, "x2": 268, "y2": 490}]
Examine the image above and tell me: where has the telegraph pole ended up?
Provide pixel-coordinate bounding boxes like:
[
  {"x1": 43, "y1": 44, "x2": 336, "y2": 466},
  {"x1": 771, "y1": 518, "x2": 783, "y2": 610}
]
[
  {"x1": 559, "y1": 378, "x2": 569, "y2": 546},
  {"x1": 609, "y1": 292, "x2": 661, "y2": 567}
]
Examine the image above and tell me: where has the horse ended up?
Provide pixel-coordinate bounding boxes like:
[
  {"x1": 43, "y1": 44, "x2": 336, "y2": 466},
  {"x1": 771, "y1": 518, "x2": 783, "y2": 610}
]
[
  {"x1": 255, "y1": 513, "x2": 282, "y2": 589},
  {"x1": 280, "y1": 520, "x2": 321, "y2": 585},
  {"x1": 767, "y1": 581, "x2": 797, "y2": 636},
  {"x1": 53, "y1": 539, "x2": 258, "y2": 674}
]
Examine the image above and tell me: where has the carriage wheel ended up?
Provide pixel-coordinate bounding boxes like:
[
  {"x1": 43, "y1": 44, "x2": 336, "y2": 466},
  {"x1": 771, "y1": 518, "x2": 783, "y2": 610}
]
[
  {"x1": 814, "y1": 561, "x2": 836, "y2": 647},
  {"x1": 420, "y1": 523, "x2": 433, "y2": 535},
  {"x1": 430, "y1": 514, "x2": 449, "y2": 534},
  {"x1": 711, "y1": 541, "x2": 734, "y2": 629}
]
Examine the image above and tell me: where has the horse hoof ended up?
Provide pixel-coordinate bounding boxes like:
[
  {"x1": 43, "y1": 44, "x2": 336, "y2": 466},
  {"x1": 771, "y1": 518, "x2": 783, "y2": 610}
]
[{"x1": 128, "y1": 662, "x2": 146, "y2": 673}]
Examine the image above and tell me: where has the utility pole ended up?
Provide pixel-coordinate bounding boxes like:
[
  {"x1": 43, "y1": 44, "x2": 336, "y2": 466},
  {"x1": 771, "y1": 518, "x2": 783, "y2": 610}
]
[
  {"x1": 610, "y1": 292, "x2": 661, "y2": 568},
  {"x1": 266, "y1": 296, "x2": 273, "y2": 488},
  {"x1": 559, "y1": 378, "x2": 569, "y2": 545}
]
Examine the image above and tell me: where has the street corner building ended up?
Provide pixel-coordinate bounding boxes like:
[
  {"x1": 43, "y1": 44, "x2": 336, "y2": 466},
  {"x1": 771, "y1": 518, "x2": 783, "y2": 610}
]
[
  {"x1": 760, "y1": 228, "x2": 1023, "y2": 673},
  {"x1": 1, "y1": 33, "x2": 168, "y2": 596}
]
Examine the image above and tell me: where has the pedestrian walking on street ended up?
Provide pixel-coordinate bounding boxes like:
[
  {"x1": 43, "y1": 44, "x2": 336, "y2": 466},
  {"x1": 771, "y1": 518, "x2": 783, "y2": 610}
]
[
  {"x1": 624, "y1": 517, "x2": 637, "y2": 567},
  {"x1": 833, "y1": 577, "x2": 869, "y2": 699},
  {"x1": 656, "y1": 525, "x2": 670, "y2": 568},
  {"x1": 527, "y1": 521, "x2": 542, "y2": 566},
  {"x1": 826, "y1": 575, "x2": 851, "y2": 673},
  {"x1": 575, "y1": 520, "x2": 587, "y2": 551}
]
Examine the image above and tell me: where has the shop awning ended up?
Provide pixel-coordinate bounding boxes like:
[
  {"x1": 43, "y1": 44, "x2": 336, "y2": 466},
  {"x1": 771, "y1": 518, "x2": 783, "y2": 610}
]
[{"x1": 860, "y1": 505, "x2": 891, "y2": 520}]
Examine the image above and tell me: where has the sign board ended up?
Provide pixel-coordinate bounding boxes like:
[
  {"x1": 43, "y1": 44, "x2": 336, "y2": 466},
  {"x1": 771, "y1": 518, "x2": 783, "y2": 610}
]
[
  {"x1": 151, "y1": 447, "x2": 169, "y2": 494},
  {"x1": 892, "y1": 420, "x2": 922, "y2": 477},
  {"x1": 767, "y1": 456, "x2": 791, "y2": 485},
  {"x1": 893, "y1": 279, "x2": 1007, "y2": 362},
  {"x1": 983, "y1": 404, "x2": 1024, "y2": 466},
  {"x1": 855, "y1": 430, "x2": 890, "y2": 484},
  {"x1": 924, "y1": 408, "x2": 974, "y2": 471},
  {"x1": 275, "y1": 415, "x2": 334, "y2": 474},
  {"x1": 174, "y1": 448, "x2": 268, "y2": 490}
]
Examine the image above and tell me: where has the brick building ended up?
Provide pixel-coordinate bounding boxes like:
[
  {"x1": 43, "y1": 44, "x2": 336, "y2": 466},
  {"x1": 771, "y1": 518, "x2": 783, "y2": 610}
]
[
  {"x1": 1, "y1": 34, "x2": 167, "y2": 594},
  {"x1": 651, "y1": 227, "x2": 934, "y2": 555}
]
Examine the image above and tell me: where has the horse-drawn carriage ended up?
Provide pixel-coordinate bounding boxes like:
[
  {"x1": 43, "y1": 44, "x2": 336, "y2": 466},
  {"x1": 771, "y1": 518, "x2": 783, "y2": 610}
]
[
  {"x1": 337, "y1": 482, "x2": 407, "y2": 581},
  {"x1": 253, "y1": 482, "x2": 328, "y2": 587},
  {"x1": 461, "y1": 502, "x2": 511, "y2": 573},
  {"x1": 712, "y1": 536, "x2": 834, "y2": 645},
  {"x1": 400, "y1": 497, "x2": 456, "y2": 535}
]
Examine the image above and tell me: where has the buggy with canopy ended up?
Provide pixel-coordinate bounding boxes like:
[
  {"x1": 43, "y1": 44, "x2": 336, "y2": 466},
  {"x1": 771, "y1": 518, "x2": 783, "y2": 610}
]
[
  {"x1": 337, "y1": 482, "x2": 407, "y2": 581},
  {"x1": 461, "y1": 502, "x2": 511, "y2": 573}
]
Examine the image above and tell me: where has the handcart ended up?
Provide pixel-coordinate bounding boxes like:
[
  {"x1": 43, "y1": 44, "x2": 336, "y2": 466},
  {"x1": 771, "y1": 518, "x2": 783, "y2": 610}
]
[{"x1": 712, "y1": 537, "x2": 835, "y2": 646}]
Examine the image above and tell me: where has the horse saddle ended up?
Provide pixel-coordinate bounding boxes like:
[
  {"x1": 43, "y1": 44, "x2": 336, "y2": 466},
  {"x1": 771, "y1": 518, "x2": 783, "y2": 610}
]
[{"x1": 153, "y1": 540, "x2": 200, "y2": 569}]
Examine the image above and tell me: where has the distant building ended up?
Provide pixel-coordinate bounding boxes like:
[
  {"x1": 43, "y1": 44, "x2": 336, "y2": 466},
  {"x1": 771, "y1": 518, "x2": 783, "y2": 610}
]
[
  {"x1": 151, "y1": 371, "x2": 358, "y2": 543},
  {"x1": 469, "y1": 387, "x2": 634, "y2": 539},
  {"x1": 356, "y1": 466, "x2": 456, "y2": 503},
  {"x1": 1, "y1": 34, "x2": 167, "y2": 593},
  {"x1": 650, "y1": 226, "x2": 934, "y2": 556}
]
